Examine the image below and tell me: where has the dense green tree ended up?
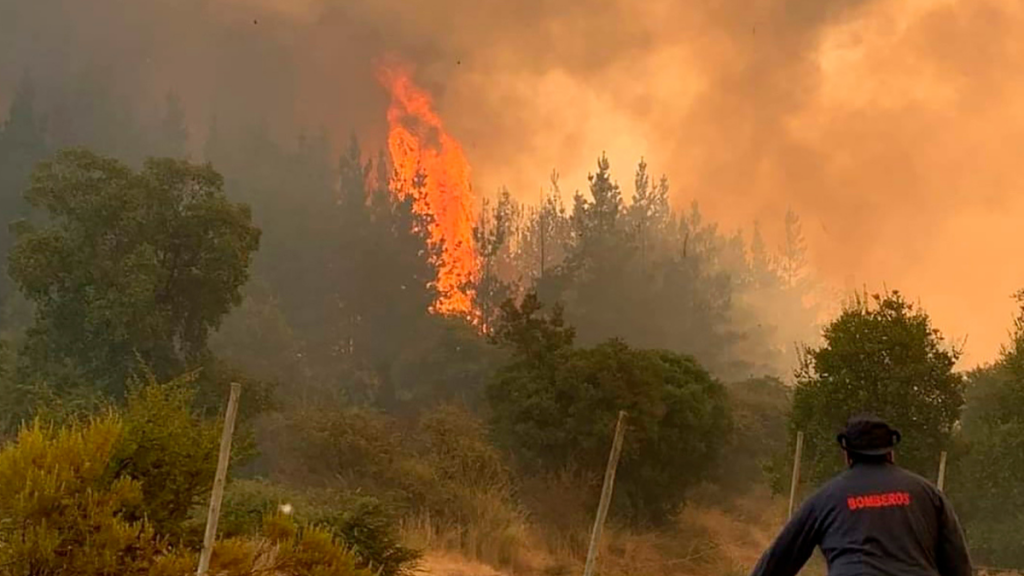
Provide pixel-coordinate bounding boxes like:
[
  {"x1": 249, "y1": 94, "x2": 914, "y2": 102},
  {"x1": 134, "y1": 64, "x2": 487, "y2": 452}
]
[
  {"x1": 8, "y1": 149, "x2": 260, "y2": 395},
  {"x1": 488, "y1": 292, "x2": 575, "y2": 368},
  {"x1": 487, "y1": 293, "x2": 731, "y2": 523},
  {"x1": 790, "y1": 291, "x2": 964, "y2": 485},
  {"x1": 946, "y1": 291, "x2": 1024, "y2": 567},
  {"x1": 202, "y1": 128, "x2": 463, "y2": 411},
  {"x1": 201, "y1": 122, "x2": 338, "y2": 390},
  {"x1": 202, "y1": 124, "x2": 338, "y2": 396},
  {"x1": 652, "y1": 203, "x2": 742, "y2": 377}
]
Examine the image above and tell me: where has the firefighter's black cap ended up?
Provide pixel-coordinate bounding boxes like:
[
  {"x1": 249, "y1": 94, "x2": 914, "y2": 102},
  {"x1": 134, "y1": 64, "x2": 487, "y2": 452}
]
[{"x1": 837, "y1": 415, "x2": 901, "y2": 456}]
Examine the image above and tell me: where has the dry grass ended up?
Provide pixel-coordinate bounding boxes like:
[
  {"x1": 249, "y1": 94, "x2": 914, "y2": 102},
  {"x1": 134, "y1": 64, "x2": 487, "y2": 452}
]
[
  {"x1": 408, "y1": 486, "x2": 818, "y2": 576},
  {"x1": 399, "y1": 505, "x2": 540, "y2": 574},
  {"x1": 417, "y1": 552, "x2": 507, "y2": 576}
]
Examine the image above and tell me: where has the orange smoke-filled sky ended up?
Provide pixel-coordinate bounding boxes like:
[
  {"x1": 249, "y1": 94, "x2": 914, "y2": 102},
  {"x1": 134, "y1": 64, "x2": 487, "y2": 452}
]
[
  {"x1": 3, "y1": 0, "x2": 1022, "y2": 366},
  {"x1": 275, "y1": 0, "x2": 1022, "y2": 366}
]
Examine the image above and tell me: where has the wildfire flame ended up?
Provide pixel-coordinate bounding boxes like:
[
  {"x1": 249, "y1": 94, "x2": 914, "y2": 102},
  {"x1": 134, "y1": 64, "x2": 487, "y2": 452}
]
[{"x1": 376, "y1": 62, "x2": 479, "y2": 318}]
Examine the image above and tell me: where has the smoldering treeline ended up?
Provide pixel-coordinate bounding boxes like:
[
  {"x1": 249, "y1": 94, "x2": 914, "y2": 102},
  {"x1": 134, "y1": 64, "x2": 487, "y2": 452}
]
[
  {"x1": 2, "y1": 0, "x2": 1023, "y2": 364},
  {"x1": 0, "y1": 0, "x2": 824, "y2": 382}
]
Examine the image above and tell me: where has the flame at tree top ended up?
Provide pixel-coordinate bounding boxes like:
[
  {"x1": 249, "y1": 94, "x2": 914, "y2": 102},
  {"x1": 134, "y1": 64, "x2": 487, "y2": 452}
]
[{"x1": 377, "y1": 62, "x2": 479, "y2": 318}]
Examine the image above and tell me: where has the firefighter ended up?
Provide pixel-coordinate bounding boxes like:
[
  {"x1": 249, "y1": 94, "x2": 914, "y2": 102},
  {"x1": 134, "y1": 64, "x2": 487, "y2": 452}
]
[{"x1": 749, "y1": 415, "x2": 972, "y2": 576}]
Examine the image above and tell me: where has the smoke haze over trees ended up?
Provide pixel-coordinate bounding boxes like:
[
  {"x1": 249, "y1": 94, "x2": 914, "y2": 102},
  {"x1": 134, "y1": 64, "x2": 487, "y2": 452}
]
[
  {"x1": 3, "y1": 0, "x2": 1024, "y2": 364},
  {"x1": 4, "y1": 0, "x2": 1024, "y2": 572}
]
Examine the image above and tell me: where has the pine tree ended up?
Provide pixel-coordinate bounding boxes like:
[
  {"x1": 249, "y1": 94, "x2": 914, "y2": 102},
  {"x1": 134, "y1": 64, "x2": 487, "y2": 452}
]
[
  {"x1": 329, "y1": 138, "x2": 438, "y2": 407},
  {"x1": 778, "y1": 208, "x2": 808, "y2": 288},
  {"x1": 516, "y1": 171, "x2": 571, "y2": 287},
  {"x1": 474, "y1": 189, "x2": 518, "y2": 332},
  {"x1": 749, "y1": 221, "x2": 776, "y2": 288},
  {"x1": 558, "y1": 154, "x2": 636, "y2": 342},
  {"x1": 570, "y1": 153, "x2": 624, "y2": 255},
  {"x1": 627, "y1": 158, "x2": 670, "y2": 269}
]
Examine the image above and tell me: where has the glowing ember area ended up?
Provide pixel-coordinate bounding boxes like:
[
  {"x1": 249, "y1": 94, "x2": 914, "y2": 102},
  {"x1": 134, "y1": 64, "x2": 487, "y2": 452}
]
[{"x1": 377, "y1": 62, "x2": 479, "y2": 317}]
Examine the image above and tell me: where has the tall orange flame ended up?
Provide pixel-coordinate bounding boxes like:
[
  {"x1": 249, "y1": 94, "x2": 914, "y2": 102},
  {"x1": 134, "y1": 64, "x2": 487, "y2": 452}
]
[{"x1": 377, "y1": 62, "x2": 479, "y2": 317}]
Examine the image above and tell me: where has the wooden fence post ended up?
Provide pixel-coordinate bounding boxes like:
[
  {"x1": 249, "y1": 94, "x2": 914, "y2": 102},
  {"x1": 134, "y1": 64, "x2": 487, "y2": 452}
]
[
  {"x1": 582, "y1": 411, "x2": 628, "y2": 576},
  {"x1": 937, "y1": 451, "x2": 948, "y2": 492},
  {"x1": 787, "y1": 431, "x2": 805, "y2": 519},
  {"x1": 197, "y1": 383, "x2": 242, "y2": 576}
]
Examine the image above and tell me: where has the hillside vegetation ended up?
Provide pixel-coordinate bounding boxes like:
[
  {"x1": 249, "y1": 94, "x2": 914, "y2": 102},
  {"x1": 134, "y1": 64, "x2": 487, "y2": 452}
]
[{"x1": 1, "y1": 97, "x2": 1023, "y2": 573}]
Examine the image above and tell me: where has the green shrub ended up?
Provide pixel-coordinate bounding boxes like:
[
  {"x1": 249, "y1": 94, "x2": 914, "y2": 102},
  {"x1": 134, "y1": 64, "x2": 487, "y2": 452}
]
[
  {"x1": 210, "y1": 513, "x2": 373, "y2": 576},
  {"x1": 218, "y1": 480, "x2": 420, "y2": 576},
  {"x1": 313, "y1": 494, "x2": 422, "y2": 576},
  {"x1": 218, "y1": 478, "x2": 299, "y2": 537},
  {"x1": 489, "y1": 298, "x2": 731, "y2": 524},
  {"x1": 113, "y1": 374, "x2": 223, "y2": 540}
]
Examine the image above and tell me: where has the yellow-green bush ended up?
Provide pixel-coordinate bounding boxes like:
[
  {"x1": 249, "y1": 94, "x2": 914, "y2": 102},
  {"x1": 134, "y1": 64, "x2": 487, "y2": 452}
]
[
  {"x1": 114, "y1": 375, "x2": 223, "y2": 541},
  {"x1": 0, "y1": 416, "x2": 185, "y2": 574},
  {"x1": 0, "y1": 378, "x2": 381, "y2": 575}
]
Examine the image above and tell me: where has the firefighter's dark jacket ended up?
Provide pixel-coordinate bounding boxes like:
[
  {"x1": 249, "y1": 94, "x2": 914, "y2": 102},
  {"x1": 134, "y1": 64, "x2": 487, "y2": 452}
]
[{"x1": 749, "y1": 461, "x2": 972, "y2": 576}]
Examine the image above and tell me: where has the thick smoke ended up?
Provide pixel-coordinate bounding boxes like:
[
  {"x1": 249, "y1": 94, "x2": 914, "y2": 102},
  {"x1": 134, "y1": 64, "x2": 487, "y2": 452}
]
[{"x1": 2, "y1": 0, "x2": 1022, "y2": 364}]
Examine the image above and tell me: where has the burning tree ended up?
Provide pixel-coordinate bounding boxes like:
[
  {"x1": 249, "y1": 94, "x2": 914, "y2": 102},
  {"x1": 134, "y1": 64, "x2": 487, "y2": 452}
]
[{"x1": 377, "y1": 62, "x2": 480, "y2": 319}]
